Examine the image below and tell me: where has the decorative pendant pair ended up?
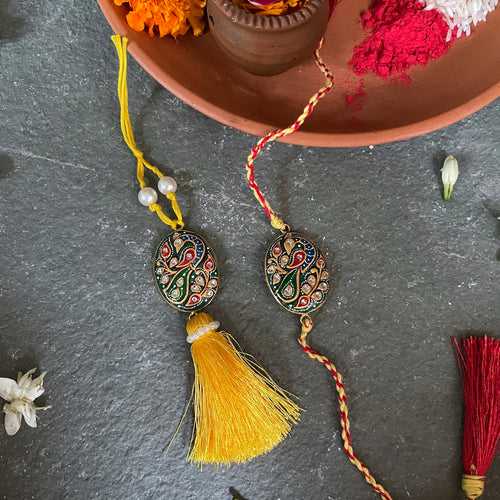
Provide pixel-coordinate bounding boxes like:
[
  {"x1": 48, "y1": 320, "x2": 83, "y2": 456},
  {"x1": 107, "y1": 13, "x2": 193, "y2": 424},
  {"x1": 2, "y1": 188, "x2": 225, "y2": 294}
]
[
  {"x1": 112, "y1": 34, "x2": 392, "y2": 499},
  {"x1": 155, "y1": 229, "x2": 328, "y2": 318}
]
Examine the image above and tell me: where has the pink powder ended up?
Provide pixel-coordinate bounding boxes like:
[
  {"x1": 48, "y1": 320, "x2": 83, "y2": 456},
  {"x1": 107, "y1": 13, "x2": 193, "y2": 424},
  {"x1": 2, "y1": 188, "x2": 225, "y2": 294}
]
[
  {"x1": 350, "y1": 0, "x2": 453, "y2": 79},
  {"x1": 345, "y1": 80, "x2": 366, "y2": 111}
]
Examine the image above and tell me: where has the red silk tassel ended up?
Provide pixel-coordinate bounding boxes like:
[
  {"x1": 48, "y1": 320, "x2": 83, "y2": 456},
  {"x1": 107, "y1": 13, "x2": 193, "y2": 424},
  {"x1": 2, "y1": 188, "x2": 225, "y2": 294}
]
[{"x1": 452, "y1": 336, "x2": 500, "y2": 499}]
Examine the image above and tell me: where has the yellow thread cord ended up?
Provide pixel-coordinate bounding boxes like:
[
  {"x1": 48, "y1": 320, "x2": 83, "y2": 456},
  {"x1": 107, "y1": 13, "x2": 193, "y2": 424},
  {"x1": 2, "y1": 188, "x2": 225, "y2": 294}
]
[
  {"x1": 462, "y1": 475, "x2": 485, "y2": 499},
  {"x1": 111, "y1": 34, "x2": 184, "y2": 230},
  {"x1": 163, "y1": 384, "x2": 194, "y2": 454},
  {"x1": 186, "y1": 312, "x2": 300, "y2": 464}
]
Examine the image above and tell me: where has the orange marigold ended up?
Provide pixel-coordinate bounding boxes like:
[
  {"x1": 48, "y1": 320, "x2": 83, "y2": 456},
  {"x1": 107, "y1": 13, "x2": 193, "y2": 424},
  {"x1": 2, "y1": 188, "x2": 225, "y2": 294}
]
[{"x1": 114, "y1": 0, "x2": 206, "y2": 38}]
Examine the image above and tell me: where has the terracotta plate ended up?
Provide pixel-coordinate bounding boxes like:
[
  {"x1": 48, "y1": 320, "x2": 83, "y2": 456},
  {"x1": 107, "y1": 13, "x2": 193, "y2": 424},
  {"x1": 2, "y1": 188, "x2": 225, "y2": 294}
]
[{"x1": 98, "y1": 0, "x2": 500, "y2": 147}]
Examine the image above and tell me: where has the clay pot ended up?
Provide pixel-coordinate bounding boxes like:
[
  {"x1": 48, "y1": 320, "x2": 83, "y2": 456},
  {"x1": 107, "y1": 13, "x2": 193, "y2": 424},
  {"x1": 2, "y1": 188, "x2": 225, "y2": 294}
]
[{"x1": 206, "y1": 0, "x2": 329, "y2": 76}]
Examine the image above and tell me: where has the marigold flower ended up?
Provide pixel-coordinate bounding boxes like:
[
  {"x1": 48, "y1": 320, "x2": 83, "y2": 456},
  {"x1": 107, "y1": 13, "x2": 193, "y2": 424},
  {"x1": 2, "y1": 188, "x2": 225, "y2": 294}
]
[
  {"x1": 235, "y1": 0, "x2": 302, "y2": 15},
  {"x1": 114, "y1": 0, "x2": 206, "y2": 38}
]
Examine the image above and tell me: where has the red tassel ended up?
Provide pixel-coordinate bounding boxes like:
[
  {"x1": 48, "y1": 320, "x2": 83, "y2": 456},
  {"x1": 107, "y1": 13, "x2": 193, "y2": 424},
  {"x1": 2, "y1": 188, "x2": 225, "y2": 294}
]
[{"x1": 452, "y1": 336, "x2": 500, "y2": 499}]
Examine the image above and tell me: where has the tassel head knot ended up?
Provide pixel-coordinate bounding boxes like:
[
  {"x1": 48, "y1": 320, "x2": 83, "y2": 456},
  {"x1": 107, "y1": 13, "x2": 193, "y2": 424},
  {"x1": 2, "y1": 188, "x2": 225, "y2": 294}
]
[
  {"x1": 186, "y1": 312, "x2": 220, "y2": 344},
  {"x1": 186, "y1": 311, "x2": 216, "y2": 335},
  {"x1": 462, "y1": 474, "x2": 485, "y2": 499},
  {"x1": 270, "y1": 213, "x2": 289, "y2": 233}
]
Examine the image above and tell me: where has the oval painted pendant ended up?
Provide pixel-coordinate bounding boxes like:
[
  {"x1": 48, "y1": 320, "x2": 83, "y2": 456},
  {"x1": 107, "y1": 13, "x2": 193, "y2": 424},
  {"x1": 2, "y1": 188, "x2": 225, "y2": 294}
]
[
  {"x1": 153, "y1": 230, "x2": 219, "y2": 313},
  {"x1": 264, "y1": 232, "x2": 329, "y2": 315}
]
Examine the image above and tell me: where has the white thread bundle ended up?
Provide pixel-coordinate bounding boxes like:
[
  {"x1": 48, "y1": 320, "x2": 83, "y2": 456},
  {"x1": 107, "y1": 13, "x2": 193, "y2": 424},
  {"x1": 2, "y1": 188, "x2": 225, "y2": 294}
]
[{"x1": 424, "y1": 0, "x2": 498, "y2": 40}]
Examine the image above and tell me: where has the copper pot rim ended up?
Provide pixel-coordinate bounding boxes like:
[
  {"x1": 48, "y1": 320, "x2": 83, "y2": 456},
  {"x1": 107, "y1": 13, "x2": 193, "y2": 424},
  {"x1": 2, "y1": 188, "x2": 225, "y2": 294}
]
[
  {"x1": 209, "y1": 0, "x2": 327, "y2": 32},
  {"x1": 106, "y1": 33, "x2": 500, "y2": 146}
]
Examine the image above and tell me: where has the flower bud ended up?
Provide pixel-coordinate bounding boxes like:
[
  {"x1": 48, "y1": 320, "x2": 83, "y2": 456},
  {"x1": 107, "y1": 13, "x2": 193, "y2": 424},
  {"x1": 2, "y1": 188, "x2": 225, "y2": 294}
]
[{"x1": 441, "y1": 155, "x2": 459, "y2": 201}]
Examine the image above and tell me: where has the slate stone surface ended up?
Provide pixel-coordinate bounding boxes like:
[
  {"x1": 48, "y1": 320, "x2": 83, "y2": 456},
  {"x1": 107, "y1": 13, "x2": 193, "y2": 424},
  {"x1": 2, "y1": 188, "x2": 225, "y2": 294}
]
[{"x1": 1, "y1": 2, "x2": 499, "y2": 499}]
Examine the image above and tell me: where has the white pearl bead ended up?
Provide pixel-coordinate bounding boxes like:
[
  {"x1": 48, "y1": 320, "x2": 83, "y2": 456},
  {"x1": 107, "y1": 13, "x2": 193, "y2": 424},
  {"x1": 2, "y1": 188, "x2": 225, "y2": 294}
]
[
  {"x1": 158, "y1": 176, "x2": 177, "y2": 194},
  {"x1": 138, "y1": 187, "x2": 158, "y2": 206}
]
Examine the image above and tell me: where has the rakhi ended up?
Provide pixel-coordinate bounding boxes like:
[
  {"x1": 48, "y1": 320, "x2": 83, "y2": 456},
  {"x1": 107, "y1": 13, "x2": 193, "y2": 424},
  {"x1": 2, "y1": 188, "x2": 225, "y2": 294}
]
[
  {"x1": 111, "y1": 34, "x2": 300, "y2": 465},
  {"x1": 245, "y1": 41, "x2": 393, "y2": 499}
]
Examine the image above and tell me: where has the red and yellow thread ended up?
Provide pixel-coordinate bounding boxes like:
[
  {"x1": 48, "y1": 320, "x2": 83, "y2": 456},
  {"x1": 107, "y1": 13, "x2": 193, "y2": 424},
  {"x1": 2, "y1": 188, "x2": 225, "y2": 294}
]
[
  {"x1": 245, "y1": 40, "x2": 393, "y2": 499},
  {"x1": 300, "y1": 315, "x2": 392, "y2": 500},
  {"x1": 245, "y1": 38, "x2": 333, "y2": 232}
]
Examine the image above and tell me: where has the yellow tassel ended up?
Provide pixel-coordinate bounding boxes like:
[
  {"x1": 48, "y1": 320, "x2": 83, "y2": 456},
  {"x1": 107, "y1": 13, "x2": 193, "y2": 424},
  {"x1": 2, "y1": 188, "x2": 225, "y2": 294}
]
[{"x1": 186, "y1": 311, "x2": 300, "y2": 464}]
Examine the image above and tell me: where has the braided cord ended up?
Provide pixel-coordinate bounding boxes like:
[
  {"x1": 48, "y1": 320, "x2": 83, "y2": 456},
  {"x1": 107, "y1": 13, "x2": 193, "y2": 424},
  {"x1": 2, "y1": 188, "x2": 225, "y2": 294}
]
[
  {"x1": 111, "y1": 35, "x2": 184, "y2": 230},
  {"x1": 245, "y1": 40, "x2": 391, "y2": 498},
  {"x1": 299, "y1": 315, "x2": 393, "y2": 500},
  {"x1": 245, "y1": 39, "x2": 334, "y2": 231}
]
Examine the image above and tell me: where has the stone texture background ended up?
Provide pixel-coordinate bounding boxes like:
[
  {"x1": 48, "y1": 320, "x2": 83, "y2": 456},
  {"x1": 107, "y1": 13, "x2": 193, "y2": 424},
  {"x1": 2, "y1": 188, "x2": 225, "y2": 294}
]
[{"x1": 1, "y1": 2, "x2": 499, "y2": 499}]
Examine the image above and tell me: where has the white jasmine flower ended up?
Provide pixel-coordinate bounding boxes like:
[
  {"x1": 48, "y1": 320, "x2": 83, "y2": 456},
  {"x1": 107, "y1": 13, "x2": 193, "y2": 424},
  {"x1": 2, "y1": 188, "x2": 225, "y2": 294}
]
[
  {"x1": 441, "y1": 155, "x2": 459, "y2": 201},
  {"x1": 0, "y1": 369, "x2": 50, "y2": 436}
]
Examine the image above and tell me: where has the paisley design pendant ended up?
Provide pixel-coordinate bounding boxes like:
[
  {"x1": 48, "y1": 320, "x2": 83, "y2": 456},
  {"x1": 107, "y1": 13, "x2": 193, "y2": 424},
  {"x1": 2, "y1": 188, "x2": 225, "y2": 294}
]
[
  {"x1": 153, "y1": 230, "x2": 220, "y2": 313},
  {"x1": 264, "y1": 232, "x2": 329, "y2": 315}
]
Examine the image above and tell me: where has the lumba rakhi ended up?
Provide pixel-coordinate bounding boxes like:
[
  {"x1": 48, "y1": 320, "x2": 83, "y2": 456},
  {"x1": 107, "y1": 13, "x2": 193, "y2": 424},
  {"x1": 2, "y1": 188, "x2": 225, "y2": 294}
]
[
  {"x1": 111, "y1": 34, "x2": 300, "y2": 465},
  {"x1": 246, "y1": 41, "x2": 393, "y2": 499}
]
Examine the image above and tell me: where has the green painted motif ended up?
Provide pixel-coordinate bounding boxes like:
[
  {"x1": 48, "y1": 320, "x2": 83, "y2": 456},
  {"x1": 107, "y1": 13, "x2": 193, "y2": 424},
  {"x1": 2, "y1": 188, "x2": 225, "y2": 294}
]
[
  {"x1": 264, "y1": 232, "x2": 329, "y2": 315},
  {"x1": 153, "y1": 230, "x2": 219, "y2": 313}
]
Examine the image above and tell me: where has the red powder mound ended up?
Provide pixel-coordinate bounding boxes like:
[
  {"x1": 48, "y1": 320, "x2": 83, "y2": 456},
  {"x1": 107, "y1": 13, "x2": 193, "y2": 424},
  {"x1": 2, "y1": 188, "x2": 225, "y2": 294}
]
[{"x1": 350, "y1": 0, "x2": 453, "y2": 79}]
